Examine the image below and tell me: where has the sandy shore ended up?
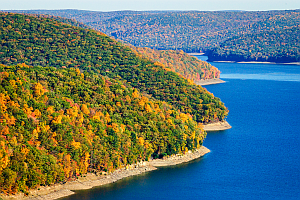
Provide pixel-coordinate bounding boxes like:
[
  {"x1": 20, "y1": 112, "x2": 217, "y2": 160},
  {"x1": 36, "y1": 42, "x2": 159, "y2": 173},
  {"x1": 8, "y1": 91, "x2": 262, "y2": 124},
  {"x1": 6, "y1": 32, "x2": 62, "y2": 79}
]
[
  {"x1": 187, "y1": 53, "x2": 205, "y2": 56},
  {"x1": 1, "y1": 146, "x2": 210, "y2": 200},
  {"x1": 195, "y1": 78, "x2": 225, "y2": 86},
  {"x1": 279, "y1": 62, "x2": 300, "y2": 65},
  {"x1": 203, "y1": 121, "x2": 232, "y2": 131}
]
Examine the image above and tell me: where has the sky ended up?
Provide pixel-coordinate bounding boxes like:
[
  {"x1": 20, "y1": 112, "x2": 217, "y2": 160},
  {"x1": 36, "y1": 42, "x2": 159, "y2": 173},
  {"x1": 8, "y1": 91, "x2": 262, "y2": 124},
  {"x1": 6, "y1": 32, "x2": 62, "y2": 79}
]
[{"x1": 1, "y1": 0, "x2": 299, "y2": 11}]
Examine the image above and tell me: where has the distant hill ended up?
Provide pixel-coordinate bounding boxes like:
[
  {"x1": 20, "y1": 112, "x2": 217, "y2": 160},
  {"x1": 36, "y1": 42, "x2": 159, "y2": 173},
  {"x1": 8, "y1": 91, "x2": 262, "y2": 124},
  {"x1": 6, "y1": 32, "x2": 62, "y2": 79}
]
[
  {"x1": 208, "y1": 26, "x2": 300, "y2": 63},
  {"x1": 5, "y1": 9, "x2": 300, "y2": 53}
]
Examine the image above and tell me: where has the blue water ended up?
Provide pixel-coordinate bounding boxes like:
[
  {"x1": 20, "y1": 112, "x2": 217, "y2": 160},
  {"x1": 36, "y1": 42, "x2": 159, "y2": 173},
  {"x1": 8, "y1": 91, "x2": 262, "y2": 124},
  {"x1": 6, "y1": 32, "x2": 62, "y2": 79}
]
[{"x1": 61, "y1": 57, "x2": 300, "y2": 200}]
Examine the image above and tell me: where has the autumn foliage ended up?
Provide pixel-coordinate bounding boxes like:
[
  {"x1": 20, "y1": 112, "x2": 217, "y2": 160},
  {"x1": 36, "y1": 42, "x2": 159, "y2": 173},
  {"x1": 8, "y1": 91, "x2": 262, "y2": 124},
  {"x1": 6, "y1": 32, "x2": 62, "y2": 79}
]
[
  {"x1": 208, "y1": 26, "x2": 300, "y2": 63},
  {"x1": 7, "y1": 9, "x2": 300, "y2": 55},
  {"x1": 0, "y1": 64, "x2": 206, "y2": 194},
  {"x1": 0, "y1": 13, "x2": 228, "y2": 123},
  {"x1": 0, "y1": 13, "x2": 229, "y2": 195},
  {"x1": 130, "y1": 46, "x2": 220, "y2": 81}
]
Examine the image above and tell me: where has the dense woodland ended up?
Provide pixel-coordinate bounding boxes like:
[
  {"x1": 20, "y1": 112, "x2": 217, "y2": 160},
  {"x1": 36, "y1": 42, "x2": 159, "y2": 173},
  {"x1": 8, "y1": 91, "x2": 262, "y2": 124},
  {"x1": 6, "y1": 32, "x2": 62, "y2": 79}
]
[
  {"x1": 7, "y1": 9, "x2": 300, "y2": 54},
  {"x1": 0, "y1": 13, "x2": 228, "y2": 194},
  {"x1": 0, "y1": 13, "x2": 228, "y2": 123},
  {"x1": 0, "y1": 64, "x2": 206, "y2": 194},
  {"x1": 0, "y1": 12, "x2": 220, "y2": 81},
  {"x1": 208, "y1": 26, "x2": 300, "y2": 62},
  {"x1": 130, "y1": 46, "x2": 220, "y2": 82}
]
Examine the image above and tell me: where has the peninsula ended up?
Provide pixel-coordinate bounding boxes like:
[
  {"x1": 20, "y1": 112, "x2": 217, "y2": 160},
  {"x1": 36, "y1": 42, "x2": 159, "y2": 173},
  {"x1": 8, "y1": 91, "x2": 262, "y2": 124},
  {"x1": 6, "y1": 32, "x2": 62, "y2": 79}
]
[{"x1": 0, "y1": 13, "x2": 228, "y2": 197}]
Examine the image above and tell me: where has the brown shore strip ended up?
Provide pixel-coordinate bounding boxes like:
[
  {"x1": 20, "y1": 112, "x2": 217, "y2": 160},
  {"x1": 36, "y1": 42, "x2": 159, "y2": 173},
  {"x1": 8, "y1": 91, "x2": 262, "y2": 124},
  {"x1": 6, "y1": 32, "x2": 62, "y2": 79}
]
[
  {"x1": 1, "y1": 146, "x2": 210, "y2": 200},
  {"x1": 213, "y1": 60, "x2": 300, "y2": 65},
  {"x1": 203, "y1": 121, "x2": 232, "y2": 131},
  {"x1": 187, "y1": 53, "x2": 205, "y2": 56},
  {"x1": 149, "y1": 146, "x2": 210, "y2": 167},
  {"x1": 195, "y1": 78, "x2": 226, "y2": 86}
]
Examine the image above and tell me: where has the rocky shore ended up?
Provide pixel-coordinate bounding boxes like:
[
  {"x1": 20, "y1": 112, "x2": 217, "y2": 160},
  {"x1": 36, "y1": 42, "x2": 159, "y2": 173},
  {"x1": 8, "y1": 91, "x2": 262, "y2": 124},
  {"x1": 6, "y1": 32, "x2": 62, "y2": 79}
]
[
  {"x1": 195, "y1": 78, "x2": 225, "y2": 86},
  {"x1": 1, "y1": 146, "x2": 210, "y2": 200},
  {"x1": 203, "y1": 121, "x2": 232, "y2": 131},
  {"x1": 149, "y1": 146, "x2": 210, "y2": 167}
]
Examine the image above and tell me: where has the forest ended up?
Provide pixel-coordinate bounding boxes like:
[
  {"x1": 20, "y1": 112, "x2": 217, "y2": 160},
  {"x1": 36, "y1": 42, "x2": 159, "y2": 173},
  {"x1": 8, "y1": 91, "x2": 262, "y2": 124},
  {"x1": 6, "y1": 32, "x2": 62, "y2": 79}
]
[
  {"x1": 0, "y1": 13, "x2": 228, "y2": 194},
  {"x1": 129, "y1": 45, "x2": 220, "y2": 82},
  {"x1": 208, "y1": 26, "x2": 300, "y2": 63},
  {"x1": 7, "y1": 9, "x2": 300, "y2": 53},
  {"x1": 0, "y1": 12, "x2": 228, "y2": 124},
  {"x1": 0, "y1": 64, "x2": 206, "y2": 194}
]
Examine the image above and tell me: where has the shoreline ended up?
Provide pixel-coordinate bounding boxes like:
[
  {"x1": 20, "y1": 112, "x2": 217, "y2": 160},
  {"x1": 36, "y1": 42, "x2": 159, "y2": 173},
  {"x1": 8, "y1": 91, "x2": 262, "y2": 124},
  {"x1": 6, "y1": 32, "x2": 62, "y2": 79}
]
[
  {"x1": 1, "y1": 146, "x2": 210, "y2": 200},
  {"x1": 203, "y1": 121, "x2": 232, "y2": 131},
  {"x1": 195, "y1": 78, "x2": 225, "y2": 86},
  {"x1": 150, "y1": 146, "x2": 210, "y2": 167},
  {"x1": 187, "y1": 53, "x2": 205, "y2": 56},
  {"x1": 211, "y1": 60, "x2": 300, "y2": 65}
]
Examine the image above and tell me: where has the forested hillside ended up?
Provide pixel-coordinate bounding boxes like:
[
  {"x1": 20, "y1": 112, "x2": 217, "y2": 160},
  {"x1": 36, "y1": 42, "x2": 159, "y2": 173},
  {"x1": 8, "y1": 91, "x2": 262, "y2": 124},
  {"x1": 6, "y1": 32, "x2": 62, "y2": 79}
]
[
  {"x1": 0, "y1": 13, "x2": 228, "y2": 123},
  {"x1": 1, "y1": 11, "x2": 221, "y2": 82},
  {"x1": 0, "y1": 64, "x2": 207, "y2": 194},
  {"x1": 208, "y1": 26, "x2": 300, "y2": 62},
  {"x1": 6, "y1": 9, "x2": 300, "y2": 53},
  {"x1": 0, "y1": 12, "x2": 229, "y2": 195},
  {"x1": 130, "y1": 46, "x2": 220, "y2": 81}
]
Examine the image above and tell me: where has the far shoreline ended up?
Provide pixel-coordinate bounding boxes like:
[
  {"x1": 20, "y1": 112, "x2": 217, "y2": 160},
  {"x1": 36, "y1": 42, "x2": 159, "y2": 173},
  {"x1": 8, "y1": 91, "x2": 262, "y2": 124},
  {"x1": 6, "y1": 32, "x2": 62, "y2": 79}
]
[
  {"x1": 210, "y1": 60, "x2": 300, "y2": 65},
  {"x1": 1, "y1": 146, "x2": 210, "y2": 200}
]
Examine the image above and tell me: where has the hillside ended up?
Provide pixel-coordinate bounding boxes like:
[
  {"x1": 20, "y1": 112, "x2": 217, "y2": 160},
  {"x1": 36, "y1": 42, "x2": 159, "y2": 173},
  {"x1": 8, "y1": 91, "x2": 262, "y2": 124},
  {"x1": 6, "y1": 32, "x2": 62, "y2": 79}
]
[
  {"x1": 0, "y1": 12, "x2": 228, "y2": 123},
  {"x1": 6, "y1": 9, "x2": 300, "y2": 53},
  {"x1": 130, "y1": 46, "x2": 220, "y2": 81},
  {"x1": 0, "y1": 12, "x2": 227, "y2": 195},
  {"x1": 0, "y1": 64, "x2": 207, "y2": 194},
  {"x1": 208, "y1": 26, "x2": 300, "y2": 63},
  {"x1": 0, "y1": 11, "x2": 221, "y2": 82}
]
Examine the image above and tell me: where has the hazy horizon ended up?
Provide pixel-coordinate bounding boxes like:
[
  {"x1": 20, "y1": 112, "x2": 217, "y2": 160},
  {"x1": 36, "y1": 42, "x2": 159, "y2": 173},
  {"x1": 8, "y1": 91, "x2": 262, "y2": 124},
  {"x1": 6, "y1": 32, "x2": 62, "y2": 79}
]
[{"x1": 1, "y1": 0, "x2": 299, "y2": 12}]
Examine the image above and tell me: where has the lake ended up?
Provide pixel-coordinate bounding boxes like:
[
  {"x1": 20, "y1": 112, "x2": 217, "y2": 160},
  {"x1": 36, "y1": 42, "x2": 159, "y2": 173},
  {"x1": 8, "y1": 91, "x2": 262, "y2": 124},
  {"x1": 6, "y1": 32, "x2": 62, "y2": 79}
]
[{"x1": 61, "y1": 56, "x2": 300, "y2": 200}]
